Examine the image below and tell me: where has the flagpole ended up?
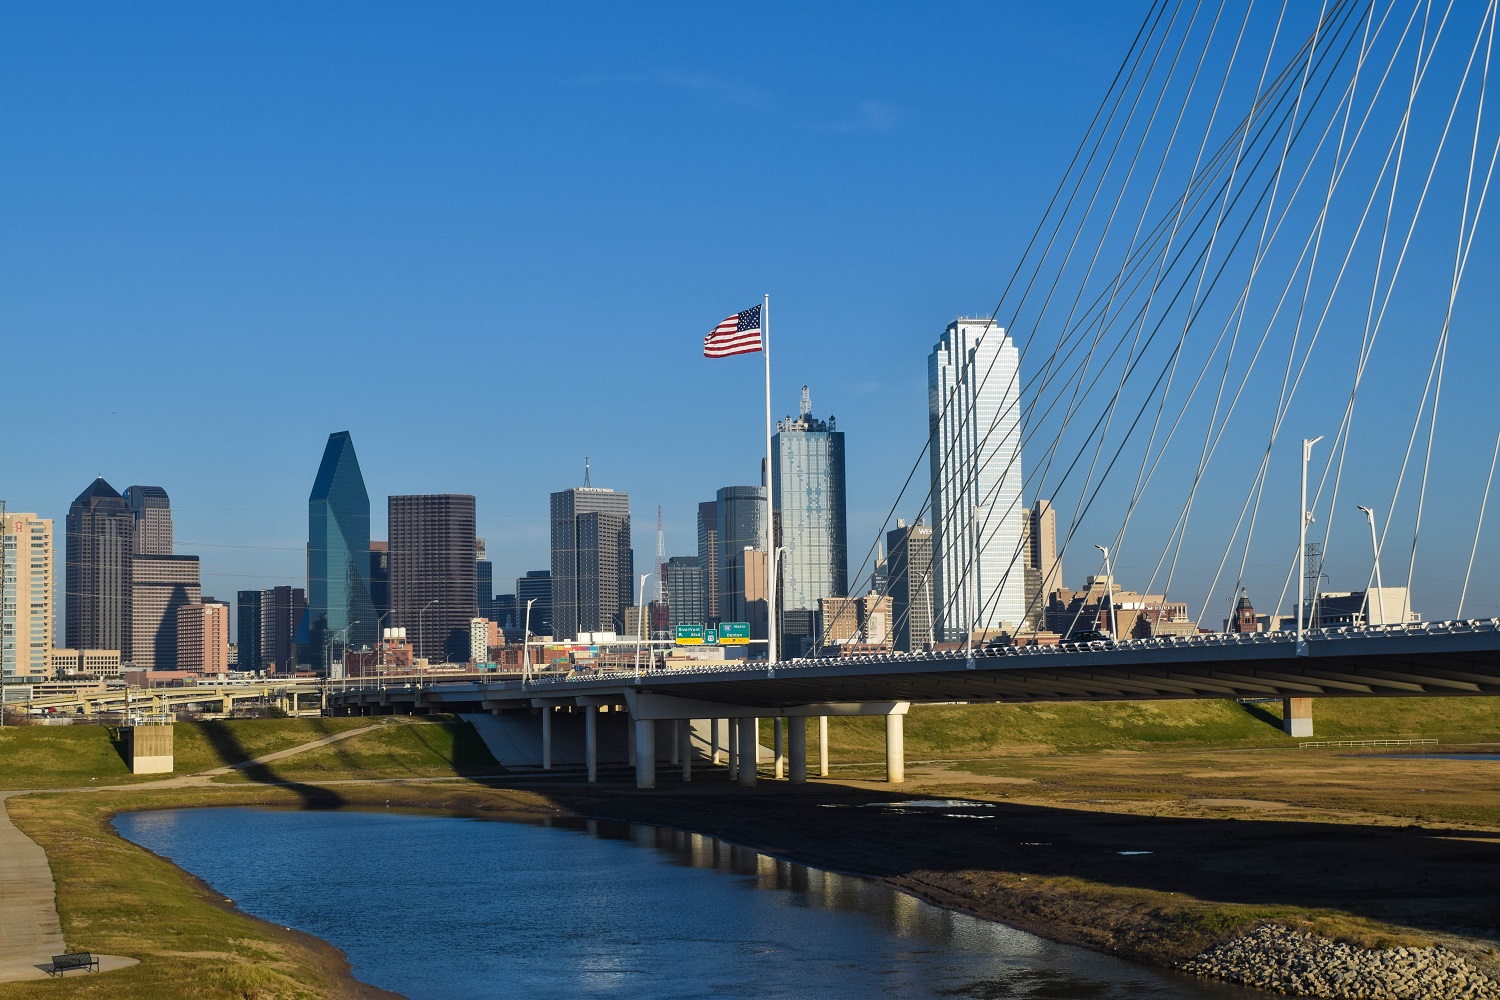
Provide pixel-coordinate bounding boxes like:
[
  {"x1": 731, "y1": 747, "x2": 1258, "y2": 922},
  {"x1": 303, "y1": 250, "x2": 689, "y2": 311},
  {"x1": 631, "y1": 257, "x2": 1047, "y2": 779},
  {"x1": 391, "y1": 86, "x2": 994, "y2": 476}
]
[{"x1": 763, "y1": 292, "x2": 777, "y2": 666}]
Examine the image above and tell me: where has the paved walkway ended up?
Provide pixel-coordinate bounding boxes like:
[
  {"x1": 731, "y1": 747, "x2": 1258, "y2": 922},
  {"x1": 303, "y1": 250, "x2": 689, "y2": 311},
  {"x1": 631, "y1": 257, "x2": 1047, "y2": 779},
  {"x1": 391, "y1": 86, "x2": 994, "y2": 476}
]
[{"x1": 0, "y1": 721, "x2": 391, "y2": 983}]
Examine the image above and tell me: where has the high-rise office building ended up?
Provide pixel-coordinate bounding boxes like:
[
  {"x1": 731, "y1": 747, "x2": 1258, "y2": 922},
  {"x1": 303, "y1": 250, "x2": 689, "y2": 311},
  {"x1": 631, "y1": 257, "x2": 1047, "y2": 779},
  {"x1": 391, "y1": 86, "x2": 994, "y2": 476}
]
[
  {"x1": 928, "y1": 319, "x2": 1026, "y2": 639},
  {"x1": 369, "y1": 541, "x2": 391, "y2": 626},
  {"x1": 516, "y1": 570, "x2": 552, "y2": 636},
  {"x1": 663, "y1": 555, "x2": 705, "y2": 630},
  {"x1": 773, "y1": 386, "x2": 848, "y2": 614},
  {"x1": 238, "y1": 586, "x2": 305, "y2": 673},
  {"x1": 716, "y1": 486, "x2": 765, "y2": 626},
  {"x1": 550, "y1": 487, "x2": 632, "y2": 640},
  {"x1": 697, "y1": 500, "x2": 719, "y2": 623},
  {"x1": 124, "y1": 485, "x2": 173, "y2": 556},
  {"x1": 886, "y1": 519, "x2": 935, "y2": 653},
  {"x1": 307, "y1": 432, "x2": 377, "y2": 669},
  {"x1": 491, "y1": 593, "x2": 518, "y2": 631},
  {"x1": 389, "y1": 494, "x2": 478, "y2": 662},
  {"x1": 130, "y1": 554, "x2": 201, "y2": 669},
  {"x1": 178, "y1": 599, "x2": 229, "y2": 675},
  {"x1": 1, "y1": 509, "x2": 54, "y2": 679},
  {"x1": 66, "y1": 478, "x2": 135, "y2": 653},
  {"x1": 475, "y1": 537, "x2": 494, "y2": 620},
  {"x1": 1028, "y1": 500, "x2": 1062, "y2": 595}
]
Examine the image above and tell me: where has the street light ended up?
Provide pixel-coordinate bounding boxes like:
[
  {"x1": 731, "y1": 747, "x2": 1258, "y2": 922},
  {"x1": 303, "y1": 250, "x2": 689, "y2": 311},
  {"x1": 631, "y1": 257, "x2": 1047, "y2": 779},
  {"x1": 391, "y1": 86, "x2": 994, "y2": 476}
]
[
  {"x1": 1093, "y1": 545, "x2": 1116, "y2": 639},
  {"x1": 522, "y1": 598, "x2": 536, "y2": 686},
  {"x1": 635, "y1": 572, "x2": 653, "y2": 681},
  {"x1": 1298, "y1": 436, "x2": 1324, "y2": 649},
  {"x1": 1356, "y1": 505, "x2": 1387, "y2": 625}
]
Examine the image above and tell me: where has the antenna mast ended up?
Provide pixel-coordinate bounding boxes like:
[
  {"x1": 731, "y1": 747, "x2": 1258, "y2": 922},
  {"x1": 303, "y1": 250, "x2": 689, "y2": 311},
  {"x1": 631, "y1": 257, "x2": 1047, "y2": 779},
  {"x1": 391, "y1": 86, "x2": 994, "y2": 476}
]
[{"x1": 656, "y1": 505, "x2": 667, "y2": 607}]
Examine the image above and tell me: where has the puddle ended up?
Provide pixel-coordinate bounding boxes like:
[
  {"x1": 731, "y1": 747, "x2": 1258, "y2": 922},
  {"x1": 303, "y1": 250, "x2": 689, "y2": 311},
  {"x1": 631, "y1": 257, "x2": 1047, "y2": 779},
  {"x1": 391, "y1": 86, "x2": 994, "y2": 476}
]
[
  {"x1": 875, "y1": 799, "x2": 998, "y2": 809},
  {"x1": 1116, "y1": 851, "x2": 1154, "y2": 856},
  {"x1": 941, "y1": 813, "x2": 996, "y2": 820}
]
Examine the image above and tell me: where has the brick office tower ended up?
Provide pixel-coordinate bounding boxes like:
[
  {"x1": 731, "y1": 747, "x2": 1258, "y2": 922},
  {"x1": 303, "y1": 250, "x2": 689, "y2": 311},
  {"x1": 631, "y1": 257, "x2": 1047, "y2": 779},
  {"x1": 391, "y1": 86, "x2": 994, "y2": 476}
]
[{"x1": 389, "y1": 495, "x2": 477, "y2": 663}]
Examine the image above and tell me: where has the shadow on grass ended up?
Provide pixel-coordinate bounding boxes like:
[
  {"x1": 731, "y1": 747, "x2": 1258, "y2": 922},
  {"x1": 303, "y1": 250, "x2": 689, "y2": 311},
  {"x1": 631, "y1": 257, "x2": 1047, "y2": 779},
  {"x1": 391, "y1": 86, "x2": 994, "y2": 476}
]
[
  {"x1": 1237, "y1": 700, "x2": 1287, "y2": 733},
  {"x1": 105, "y1": 726, "x2": 131, "y2": 769},
  {"x1": 194, "y1": 720, "x2": 346, "y2": 809}
]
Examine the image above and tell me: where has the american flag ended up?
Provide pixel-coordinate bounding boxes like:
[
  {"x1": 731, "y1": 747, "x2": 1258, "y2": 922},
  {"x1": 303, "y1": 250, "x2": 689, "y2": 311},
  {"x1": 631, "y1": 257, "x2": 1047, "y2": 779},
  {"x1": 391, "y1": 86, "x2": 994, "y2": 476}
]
[{"x1": 704, "y1": 304, "x2": 763, "y2": 358}]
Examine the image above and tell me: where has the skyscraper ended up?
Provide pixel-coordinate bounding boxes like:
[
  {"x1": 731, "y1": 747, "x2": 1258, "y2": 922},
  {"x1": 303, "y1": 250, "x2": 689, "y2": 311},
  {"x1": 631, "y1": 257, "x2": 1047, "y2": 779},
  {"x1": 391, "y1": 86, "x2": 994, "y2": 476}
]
[
  {"x1": 368, "y1": 541, "x2": 390, "y2": 627},
  {"x1": 129, "y1": 554, "x2": 200, "y2": 669},
  {"x1": 1028, "y1": 500, "x2": 1062, "y2": 595},
  {"x1": 664, "y1": 554, "x2": 705, "y2": 631},
  {"x1": 389, "y1": 494, "x2": 477, "y2": 662},
  {"x1": 550, "y1": 487, "x2": 632, "y2": 640},
  {"x1": 178, "y1": 599, "x2": 229, "y2": 675},
  {"x1": 773, "y1": 385, "x2": 848, "y2": 614},
  {"x1": 515, "y1": 570, "x2": 552, "y2": 637},
  {"x1": 715, "y1": 486, "x2": 766, "y2": 626},
  {"x1": 237, "y1": 590, "x2": 262, "y2": 675},
  {"x1": 66, "y1": 478, "x2": 135, "y2": 653},
  {"x1": 475, "y1": 537, "x2": 494, "y2": 620},
  {"x1": 697, "y1": 500, "x2": 719, "y2": 623},
  {"x1": 886, "y1": 519, "x2": 935, "y2": 653},
  {"x1": 1, "y1": 509, "x2": 54, "y2": 679},
  {"x1": 928, "y1": 319, "x2": 1026, "y2": 639},
  {"x1": 238, "y1": 585, "x2": 306, "y2": 673},
  {"x1": 124, "y1": 485, "x2": 173, "y2": 555},
  {"x1": 307, "y1": 432, "x2": 377, "y2": 669}
]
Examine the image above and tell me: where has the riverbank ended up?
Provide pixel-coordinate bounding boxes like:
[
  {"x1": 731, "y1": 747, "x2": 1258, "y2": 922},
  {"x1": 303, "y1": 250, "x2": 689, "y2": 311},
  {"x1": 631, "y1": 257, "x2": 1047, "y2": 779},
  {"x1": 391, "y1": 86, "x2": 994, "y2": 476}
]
[{"x1": 3, "y1": 707, "x2": 1498, "y2": 997}]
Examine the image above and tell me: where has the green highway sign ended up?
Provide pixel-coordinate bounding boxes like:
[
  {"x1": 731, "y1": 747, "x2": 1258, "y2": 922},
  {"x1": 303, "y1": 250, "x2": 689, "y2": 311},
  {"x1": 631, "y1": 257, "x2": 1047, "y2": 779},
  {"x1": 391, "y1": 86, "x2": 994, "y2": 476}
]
[
  {"x1": 717, "y1": 622, "x2": 751, "y2": 645},
  {"x1": 704, "y1": 626, "x2": 718, "y2": 645},
  {"x1": 674, "y1": 625, "x2": 705, "y2": 646}
]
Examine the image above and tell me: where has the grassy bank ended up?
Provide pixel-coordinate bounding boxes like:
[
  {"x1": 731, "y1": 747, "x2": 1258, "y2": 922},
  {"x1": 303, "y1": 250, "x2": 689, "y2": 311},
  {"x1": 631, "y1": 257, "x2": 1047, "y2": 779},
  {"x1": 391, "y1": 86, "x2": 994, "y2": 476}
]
[{"x1": 811, "y1": 695, "x2": 1500, "y2": 761}]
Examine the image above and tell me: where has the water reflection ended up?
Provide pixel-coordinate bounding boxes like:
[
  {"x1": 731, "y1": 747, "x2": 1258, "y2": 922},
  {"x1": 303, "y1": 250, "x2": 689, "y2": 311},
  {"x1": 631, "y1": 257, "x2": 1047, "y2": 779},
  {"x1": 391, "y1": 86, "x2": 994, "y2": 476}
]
[{"x1": 114, "y1": 808, "x2": 1267, "y2": 1000}]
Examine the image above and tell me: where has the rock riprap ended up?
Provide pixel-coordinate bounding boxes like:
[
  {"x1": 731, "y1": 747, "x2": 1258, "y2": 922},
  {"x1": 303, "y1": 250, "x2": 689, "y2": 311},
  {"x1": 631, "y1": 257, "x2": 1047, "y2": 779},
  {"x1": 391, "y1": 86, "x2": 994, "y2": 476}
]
[{"x1": 1179, "y1": 924, "x2": 1500, "y2": 999}]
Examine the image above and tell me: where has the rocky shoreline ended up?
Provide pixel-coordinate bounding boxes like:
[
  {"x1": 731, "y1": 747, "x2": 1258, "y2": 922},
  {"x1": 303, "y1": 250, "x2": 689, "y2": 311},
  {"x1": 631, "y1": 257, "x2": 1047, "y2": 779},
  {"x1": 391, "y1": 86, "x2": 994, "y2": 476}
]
[{"x1": 1180, "y1": 924, "x2": 1500, "y2": 999}]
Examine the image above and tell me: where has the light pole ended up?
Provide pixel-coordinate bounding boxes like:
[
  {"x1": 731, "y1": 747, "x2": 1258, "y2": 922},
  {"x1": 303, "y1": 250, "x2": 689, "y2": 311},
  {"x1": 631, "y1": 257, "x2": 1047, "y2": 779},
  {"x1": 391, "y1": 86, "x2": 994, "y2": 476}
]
[
  {"x1": 1093, "y1": 545, "x2": 1116, "y2": 639},
  {"x1": 417, "y1": 599, "x2": 438, "y2": 668},
  {"x1": 635, "y1": 572, "x2": 653, "y2": 681},
  {"x1": 1298, "y1": 436, "x2": 1324, "y2": 650},
  {"x1": 1356, "y1": 505, "x2": 1386, "y2": 626},
  {"x1": 522, "y1": 598, "x2": 536, "y2": 686}
]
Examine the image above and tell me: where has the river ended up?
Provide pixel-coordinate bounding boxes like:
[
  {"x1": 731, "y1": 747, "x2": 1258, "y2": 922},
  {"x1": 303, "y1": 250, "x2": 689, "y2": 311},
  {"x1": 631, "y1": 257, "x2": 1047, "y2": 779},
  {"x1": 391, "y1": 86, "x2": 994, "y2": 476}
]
[{"x1": 114, "y1": 807, "x2": 1267, "y2": 999}]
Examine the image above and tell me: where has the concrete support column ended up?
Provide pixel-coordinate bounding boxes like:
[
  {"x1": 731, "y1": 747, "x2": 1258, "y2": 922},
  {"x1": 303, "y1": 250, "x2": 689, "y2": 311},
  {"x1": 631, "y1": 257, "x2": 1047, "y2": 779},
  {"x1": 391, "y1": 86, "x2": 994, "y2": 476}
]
[
  {"x1": 788, "y1": 717, "x2": 807, "y2": 784},
  {"x1": 1283, "y1": 697, "x2": 1313, "y2": 738},
  {"x1": 670, "y1": 721, "x2": 681, "y2": 766},
  {"x1": 585, "y1": 706, "x2": 599, "y2": 783},
  {"x1": 627, "y1": 712, "x2": 637, "y2": 766},
  {"x1": 773, "y1": 718, "x2": 785, "y2": 780},
  {"x1": 681, "y1": 721, "x2": 693, "y2": 782},
  {"x1": 711, "y1": 718, "x2": 726, "y2": 765},
  {"x1": 738, "y1": 717, "x2": 758, "y2": 786},
  {"x1": 634, "y1": 718, "x2": 656, "y2": 789},
  {"x1": 818, "y1": 716, "x2": 829, "y2": 777},
  {"x1": 541, "y1": 707, "x2": 554, "y2": 771},
  {"x1": 728, "y1": 717, "x2": 740, "y2": 778},
  {"x1": 885, "y1": 713, "x2": 905, "y2": 784}
]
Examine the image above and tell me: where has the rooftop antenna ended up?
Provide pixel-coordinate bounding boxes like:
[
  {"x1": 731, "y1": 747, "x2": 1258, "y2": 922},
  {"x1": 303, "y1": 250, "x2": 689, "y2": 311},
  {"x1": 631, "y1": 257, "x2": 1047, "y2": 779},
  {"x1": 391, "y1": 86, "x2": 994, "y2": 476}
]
[
  {"x1": 656, "y1": 506, "x2": 667, "y2": 607},
  {"x1": 800, "y1": 384, "x2": 811, "y2": 420},
  {"x1": 583, "y1": 457, "x2": 591, "y2": 488}
]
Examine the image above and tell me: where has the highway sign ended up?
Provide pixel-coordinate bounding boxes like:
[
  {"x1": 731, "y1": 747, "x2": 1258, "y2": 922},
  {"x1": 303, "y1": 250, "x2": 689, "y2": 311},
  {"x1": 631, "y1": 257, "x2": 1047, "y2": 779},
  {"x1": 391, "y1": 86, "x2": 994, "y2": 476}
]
[
  {"x1": 718, "y1": 622, "x2": 750, "y2": 645},
  {"x1": 704, "y1": 626, "x2": 718, "y2": 645},
  {"x1": 675, "y1": 625, "x2": 705, "y2": 646}
]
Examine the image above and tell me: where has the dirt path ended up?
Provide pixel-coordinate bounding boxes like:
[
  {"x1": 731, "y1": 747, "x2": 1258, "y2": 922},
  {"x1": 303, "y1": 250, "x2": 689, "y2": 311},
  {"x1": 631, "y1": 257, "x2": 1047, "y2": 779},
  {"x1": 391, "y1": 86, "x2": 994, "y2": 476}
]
[{"x1": 0, "y1": 721, "x2": 389, "y2": 983}]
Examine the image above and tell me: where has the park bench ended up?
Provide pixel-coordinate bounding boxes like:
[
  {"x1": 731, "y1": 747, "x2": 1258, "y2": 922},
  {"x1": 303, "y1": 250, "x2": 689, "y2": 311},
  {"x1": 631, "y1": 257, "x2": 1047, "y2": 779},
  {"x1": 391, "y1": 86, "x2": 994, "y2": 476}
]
[{"x1": 50, "y1": 952, "x2": 99, "y2": 976}]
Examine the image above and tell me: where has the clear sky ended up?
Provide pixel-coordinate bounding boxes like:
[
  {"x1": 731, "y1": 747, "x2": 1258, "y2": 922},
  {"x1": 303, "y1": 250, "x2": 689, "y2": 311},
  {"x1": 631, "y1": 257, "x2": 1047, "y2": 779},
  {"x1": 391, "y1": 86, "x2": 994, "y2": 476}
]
[{"x1": 4, "y1": 1, "x2": 1499, "y2": 628}]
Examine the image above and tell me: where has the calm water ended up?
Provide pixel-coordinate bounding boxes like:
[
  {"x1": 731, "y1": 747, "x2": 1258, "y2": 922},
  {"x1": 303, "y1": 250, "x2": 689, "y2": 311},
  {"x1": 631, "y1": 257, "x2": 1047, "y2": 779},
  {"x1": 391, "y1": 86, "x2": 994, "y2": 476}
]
[{"x1": 114, "y1": 808, "x2": 1265, "y2": 1000}]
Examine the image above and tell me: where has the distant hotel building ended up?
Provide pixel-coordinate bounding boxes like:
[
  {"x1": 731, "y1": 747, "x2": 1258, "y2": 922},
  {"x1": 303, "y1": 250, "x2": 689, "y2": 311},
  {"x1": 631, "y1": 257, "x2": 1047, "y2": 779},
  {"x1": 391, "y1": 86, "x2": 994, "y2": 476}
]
[
  {"x1": 550, "y1": 485, "x2": 632, "y2": 640},
  {"x1": 178, "y1": 599, "x2": 229, "y2": 675},
  {"x1": 1, "y1": 508, "x2": 54, "y2": 680},
  {"x1": 389, "y1": 494, "x2": 477, "y2": 662},
  {"x1": 307, "y1": 432, "x2": 377, "y2": 669},
  {"x1": 928, "y1": 319, "x2": 1026, "y2": 639}
]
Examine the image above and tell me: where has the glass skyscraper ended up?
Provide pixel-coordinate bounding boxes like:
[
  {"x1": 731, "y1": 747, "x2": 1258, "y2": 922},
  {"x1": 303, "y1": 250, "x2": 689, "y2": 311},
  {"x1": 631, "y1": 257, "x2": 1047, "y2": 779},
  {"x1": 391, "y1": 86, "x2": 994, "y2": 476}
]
[
  {"x1": 715, "y1": 485, "x2": 765, "y2": 625},
  {"x1": 772, "y1": 386, "x2": 848, "y2": 615},
  {"x1": 928, "y1": 320, "x2": 1026, "y2": 639},
  {"x1": 307, "y1": 431, "x2": 377, "y2": 668}
]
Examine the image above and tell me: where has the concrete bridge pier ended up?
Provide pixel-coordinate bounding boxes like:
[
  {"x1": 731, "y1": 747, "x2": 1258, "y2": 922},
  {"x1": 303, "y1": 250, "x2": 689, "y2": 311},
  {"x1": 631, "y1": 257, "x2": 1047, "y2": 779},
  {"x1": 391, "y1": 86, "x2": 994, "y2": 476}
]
[
  {"x1": 737, "y1": 717, "x2": 759, "y2": 786},
  {"x1": 634, "y1": 718, "x2": 656, "y2": 789},
  {"x1": 680, "y1": 721, "x2": 692, "y2": 782},
  {"x1": 1283, "y1": 697, "x2": 1313, "y2": 738},
  {"x1": 788, "y1": 717, "x2": 807, "y2": 784},
  {"x1": 728, "y1": 718, "x2": 740, "y2": 778},
  {"x1": 541, "y1": 707, "x2": 554, "y2": 771},
  {"x1": 773, "y1": 718, "x2": 785, "y2": 779},
  {"x1": 885, "y1": 713, "x2": 905, "y2": 784},
  {"x1": 711, "y1": 719, "x2": 726, "y2": 765},
  {"x1": 585, "y1": 706, "x2": 599, "y2": 783},
  {"x1": 818, "y1": 716, "x2": 829, "y2": 777}
]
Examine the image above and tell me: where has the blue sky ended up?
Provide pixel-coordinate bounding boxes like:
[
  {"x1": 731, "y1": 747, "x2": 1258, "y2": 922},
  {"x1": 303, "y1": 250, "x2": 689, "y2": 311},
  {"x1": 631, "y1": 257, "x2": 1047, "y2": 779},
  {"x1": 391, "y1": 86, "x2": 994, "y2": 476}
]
[{"x1": 4, "y1": 2, "x2": 1499, "y2": 626}]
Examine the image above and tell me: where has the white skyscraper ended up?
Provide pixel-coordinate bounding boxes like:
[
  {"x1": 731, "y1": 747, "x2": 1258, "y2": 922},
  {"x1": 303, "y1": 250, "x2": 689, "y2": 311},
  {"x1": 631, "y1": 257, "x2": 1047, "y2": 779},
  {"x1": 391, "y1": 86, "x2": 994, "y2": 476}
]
[{"x1": 927, "y1": 319, "x2": 1025, "y2": 639}]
